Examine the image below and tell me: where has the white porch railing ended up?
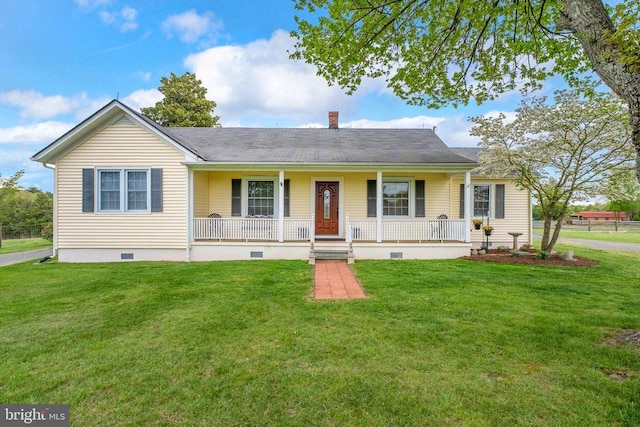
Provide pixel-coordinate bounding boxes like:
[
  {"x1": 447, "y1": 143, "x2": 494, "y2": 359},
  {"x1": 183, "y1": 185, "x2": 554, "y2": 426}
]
[
  {"x1": 194, "y1": 217, "x2": 466, "y2": 242},
  {"x1": 348, "y1": 218, "x2": 466, "y2": 242},
  {"x1": 194, "y1": 217, "x2": 313, "y2": 241}
]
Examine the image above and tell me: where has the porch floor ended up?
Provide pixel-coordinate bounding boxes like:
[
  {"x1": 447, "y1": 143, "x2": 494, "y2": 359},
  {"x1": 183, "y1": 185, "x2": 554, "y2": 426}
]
[{"x1": 314, "y1": 260, "x2": 366, "y2": 300}]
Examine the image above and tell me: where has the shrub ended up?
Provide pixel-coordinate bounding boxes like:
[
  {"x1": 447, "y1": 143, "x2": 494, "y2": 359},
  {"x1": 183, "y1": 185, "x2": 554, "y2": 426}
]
[
  {"x1": 536, "y1": 250, "x2": 551, "y2": 260},
  {"x1": 511, "y1": 250, "x2": 521, "y2": 257},
  {"x1": 496, "y1": 245, "x2": 510, "y2": 253},
  {"x1": 41, "y1": 222, "x2": 53, "y2": 241}
]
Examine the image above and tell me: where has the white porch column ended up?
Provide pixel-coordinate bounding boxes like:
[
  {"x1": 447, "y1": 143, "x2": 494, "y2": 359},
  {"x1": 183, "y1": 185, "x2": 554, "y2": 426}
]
[
  {"x1": 186, "y1": 167, "x2": 194, "y2": 261},
  {"x1": 278, "y1": 170, "x2": 284, "y2": 243},
  {"x1": 376, "y1": 170, "x2": 383, "y2": 243},
  {"x1": 464, "y1": 171, "x2": 472, "y2": 243}
]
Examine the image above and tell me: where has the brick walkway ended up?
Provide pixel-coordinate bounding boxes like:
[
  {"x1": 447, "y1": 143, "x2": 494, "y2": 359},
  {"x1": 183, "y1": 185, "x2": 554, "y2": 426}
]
[{"x1": 314, "y1": 260, "x2": 366, "y2": 300}]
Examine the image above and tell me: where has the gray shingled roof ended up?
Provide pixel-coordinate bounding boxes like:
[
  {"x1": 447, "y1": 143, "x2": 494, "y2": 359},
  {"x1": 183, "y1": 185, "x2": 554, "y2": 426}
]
[
  {"x1": 449, "y1": 147, "x2": 482, "y2": 163},
  {"x1": 164, "y1": 127, "x2": 477, "y2": 164}
]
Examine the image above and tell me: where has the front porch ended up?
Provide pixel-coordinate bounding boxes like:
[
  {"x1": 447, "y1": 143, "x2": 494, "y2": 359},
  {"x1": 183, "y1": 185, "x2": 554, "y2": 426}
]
[{"x1": 190, "y1": 216, "x2": 471, "y2": 262}]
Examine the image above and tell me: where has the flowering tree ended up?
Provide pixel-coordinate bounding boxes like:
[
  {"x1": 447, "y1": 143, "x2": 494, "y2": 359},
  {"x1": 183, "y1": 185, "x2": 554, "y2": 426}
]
[{"x1": 470, "y1": 88, "x2": 633, "y2": 251}]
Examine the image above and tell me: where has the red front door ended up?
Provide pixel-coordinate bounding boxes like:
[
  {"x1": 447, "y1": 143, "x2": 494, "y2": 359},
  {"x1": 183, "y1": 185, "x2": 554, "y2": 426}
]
[{"x1": 315, "y1": 182, "x2": 339, "y2": 236}]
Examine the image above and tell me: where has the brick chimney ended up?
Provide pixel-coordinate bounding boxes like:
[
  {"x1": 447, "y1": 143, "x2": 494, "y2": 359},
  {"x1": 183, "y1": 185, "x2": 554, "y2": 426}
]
[{"x1": 328, "y1": 111, "x2": 339, "y2": 129}]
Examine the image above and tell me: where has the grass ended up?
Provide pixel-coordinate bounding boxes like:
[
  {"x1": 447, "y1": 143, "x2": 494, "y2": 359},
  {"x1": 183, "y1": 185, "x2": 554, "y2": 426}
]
[
  {"x1": 1, "y1": 247, "x2": 639, "y2": 426},
  {"x1": 0, "y1": 238, "x2": 51, "y2": 254},
  {"x1": 552, "y1": 228, "x2": 640, "y2": 244}
]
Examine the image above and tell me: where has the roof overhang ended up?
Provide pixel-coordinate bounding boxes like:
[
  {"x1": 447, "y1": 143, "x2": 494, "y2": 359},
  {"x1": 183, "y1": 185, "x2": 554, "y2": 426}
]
[
  {"x1": 31, "y1": 100, "x2": 200, "y2": 164},
  {"x1": 182, "y1": 161, "x2": 477, "y2": 174}
]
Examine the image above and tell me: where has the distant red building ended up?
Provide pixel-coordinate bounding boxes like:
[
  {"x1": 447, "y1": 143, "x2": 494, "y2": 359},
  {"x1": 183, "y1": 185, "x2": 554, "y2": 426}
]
[{"x1": 570, "y1": 211, "x2": 626, "y2": 222}]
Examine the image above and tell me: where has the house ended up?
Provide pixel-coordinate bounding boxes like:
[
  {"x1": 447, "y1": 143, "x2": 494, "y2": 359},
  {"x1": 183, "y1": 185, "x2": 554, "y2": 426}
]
[
  {"x1": 31, "y1": 100, "x2": 532, "y2": 263},
  {"x1": 570, "y1": 211, "x2": 626, "y2": 222}
]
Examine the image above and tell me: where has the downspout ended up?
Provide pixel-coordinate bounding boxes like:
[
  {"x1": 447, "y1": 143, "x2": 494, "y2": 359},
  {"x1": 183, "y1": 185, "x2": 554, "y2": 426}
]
[{"x1": 43, "y1": 163, "x2": 57, "y2": 258}]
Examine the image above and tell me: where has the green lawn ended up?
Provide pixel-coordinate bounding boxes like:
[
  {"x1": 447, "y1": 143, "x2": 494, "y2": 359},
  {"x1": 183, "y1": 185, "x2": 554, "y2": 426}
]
[
  {"x1": 554, "y1": 229, "x2": 640, "y2": 244},
  {"x1": 0, "y1": 238, "x2": 51, "y2": 254},
  {"x1": 1, "y1": 247, "x2": 639, "y2": 426}
]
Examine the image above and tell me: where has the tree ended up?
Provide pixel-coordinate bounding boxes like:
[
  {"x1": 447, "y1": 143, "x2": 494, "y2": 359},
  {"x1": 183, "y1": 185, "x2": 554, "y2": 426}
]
[
  {"x1": 470, "y1": 88, "x2": 633, "y2": 252},
  {"x1": 602, "y1": 169, "x2": 640, "y2": 220},
  {"x1": 141, "y1": 72, "x2": 221, "y2": 127},
  {"x1": 0, "y1": 170, "x2": 52, "y2": 241},
  {"x1": 0, "y1": 169, "x2": 24, "y2": 190},
  {"x1": 291, "y1": 0, "x2": 640, "y2": 180}
]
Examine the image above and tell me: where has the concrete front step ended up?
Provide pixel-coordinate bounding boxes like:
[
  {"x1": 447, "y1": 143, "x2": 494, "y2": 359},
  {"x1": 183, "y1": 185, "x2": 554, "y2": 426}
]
[{"x1": 314, "y1": 250, "x2": 349, "y2": 261}]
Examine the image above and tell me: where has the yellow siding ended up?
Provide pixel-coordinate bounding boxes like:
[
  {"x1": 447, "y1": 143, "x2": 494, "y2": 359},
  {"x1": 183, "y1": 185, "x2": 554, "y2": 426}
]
[
  {"x1": 422, "y1": 173, "x2": 450, "y2": 218},
  {"x1": 193, "y1": 171, "x2": 210, "y2": 217},
  {"x1": 196, "y1": 171, "x2": 469, "y2": 221},
  {"x1": 56, "y1": 124, "x2": 187, "y2": 249},
  {"x1": 452, "y1": 178, "x2": 531, "y2": 244}
]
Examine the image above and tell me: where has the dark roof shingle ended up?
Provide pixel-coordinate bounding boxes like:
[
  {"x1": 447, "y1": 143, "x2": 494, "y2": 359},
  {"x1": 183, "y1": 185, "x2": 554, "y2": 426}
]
[{"x1": 164, "y1": 127, "x2": 476, "y2": 164}]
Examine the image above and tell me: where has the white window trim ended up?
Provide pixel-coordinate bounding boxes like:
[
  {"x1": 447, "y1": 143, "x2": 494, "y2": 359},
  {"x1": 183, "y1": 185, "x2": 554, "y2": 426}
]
[
  {"x1": 382, "y1": 177, "x2": 414, "y2": 218},
  {"x1": 97, "y1": 167, "x2": 151, "y2": 213},
  {"x1": 472, "y1": 183, "x2": 493, "y2": 219},
  {"x1": 242, "y1": 176, "x2": 279, "y2": 218}
]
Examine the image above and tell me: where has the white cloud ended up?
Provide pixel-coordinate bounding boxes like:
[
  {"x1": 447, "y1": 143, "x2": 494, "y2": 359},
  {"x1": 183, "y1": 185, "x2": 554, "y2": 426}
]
[
  {"x1": 0, "y1": 91, "x2": 74, "y2": 120},
  {"x1": 0, "y1": 122, "x2": 73, "y2": 144},
  {"x1": 184, "y1": 30, "x2": 361, "y2": 124},
  {"x1": 0, "y1": 91, "x2": 109, "y2": 121},
  {"x1": 121, "y1": 89, "x2": 162, "y2": 111},
  {"x1": 162, "y1": 9, "x2": 223, "y2": 44},
  {"x1": 100, "y1": 6, "x2": 138, "y2": 32}
]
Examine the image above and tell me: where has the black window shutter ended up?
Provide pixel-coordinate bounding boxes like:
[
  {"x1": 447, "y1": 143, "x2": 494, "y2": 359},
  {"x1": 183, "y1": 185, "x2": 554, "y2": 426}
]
[
  {"x1": 495, "y1": 184, "x2": 505, "y2": 219},
  {"x1": 231, "y1": 179, "x2": 241, "y2": 216},
  {"x1": 459, "y1": 183, "x2": 465, "y2": 218},
  {"x1": 284, "y1": 179, "x2": 290, "y2": 217},
  {"x1": 415, "y1": 180, "x2": 425, "y2": 217},
  {"x1": 150, "y1": 169, "x2": 163, "y2": 212},
  {"x1": 82, "y1": 168, "x2": 94, "y2": 212},
  {"x1": 367, "y1": 180, "x2": 377, "y2": 217}
]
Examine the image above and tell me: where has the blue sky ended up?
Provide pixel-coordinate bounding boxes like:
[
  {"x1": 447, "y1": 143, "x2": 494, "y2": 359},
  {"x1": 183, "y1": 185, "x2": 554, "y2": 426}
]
[{"x1": 1, "y1": 0, "x2": 570, "y2": 192}]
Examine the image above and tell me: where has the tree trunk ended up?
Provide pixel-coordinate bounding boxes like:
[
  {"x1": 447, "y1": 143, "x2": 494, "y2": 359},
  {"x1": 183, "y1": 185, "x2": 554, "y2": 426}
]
[
  {"x1": 559, "y1": 0, "x2": 640, "y2": 182},
  {"x1": 541, "y1": 216, "x2": 553, "y2": 251}
]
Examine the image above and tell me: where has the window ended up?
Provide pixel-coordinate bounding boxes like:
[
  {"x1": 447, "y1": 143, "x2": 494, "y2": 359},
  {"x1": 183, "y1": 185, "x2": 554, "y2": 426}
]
[
  {"x1": 473, "y1": 185, "x2": 490, "y2": 217},
  {"x1": 246, "y1": 180, "x2": 275, "y2": 217},
  {"x1": 98, "y1": 169, "x2": 149, "y2": 212},
  {"x1": 383, "y1": 181, "x2": 410, "y2": 216}
]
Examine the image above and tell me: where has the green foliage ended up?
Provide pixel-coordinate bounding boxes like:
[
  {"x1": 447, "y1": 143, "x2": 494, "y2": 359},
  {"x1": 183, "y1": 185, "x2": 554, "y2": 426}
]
[
  {"x1": 471, "y1": 85, "x2": 634, "y2": 252},
  {"x1": 141, "y1": 72, "x2": 221, "y2": 127},
  {"x1": 291, "y1": 0, "x2": 588, "y2": 108},
  {"x1": 40, "y1": 222, "x2": 53, "y2": 241},
  {"x1": 291, "y1": 1, "x2": 640, "y2": 183},
  {"x1": 602, "y1": 169, "x2": 640, "y2": 219},
  {"x1": 0, "y1": 170, "x2": 52, "y2": 238},
  {"x1": 536, "y1": 250, "x2": 551, "y2": 260}
]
